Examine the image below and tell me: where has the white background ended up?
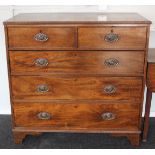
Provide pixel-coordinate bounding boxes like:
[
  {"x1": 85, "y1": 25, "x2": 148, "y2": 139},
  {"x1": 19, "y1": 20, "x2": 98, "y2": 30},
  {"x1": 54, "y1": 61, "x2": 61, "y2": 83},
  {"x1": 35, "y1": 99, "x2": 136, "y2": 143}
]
[{"x1": 0, "y1": 5, "x2": 155, "y2": 115}]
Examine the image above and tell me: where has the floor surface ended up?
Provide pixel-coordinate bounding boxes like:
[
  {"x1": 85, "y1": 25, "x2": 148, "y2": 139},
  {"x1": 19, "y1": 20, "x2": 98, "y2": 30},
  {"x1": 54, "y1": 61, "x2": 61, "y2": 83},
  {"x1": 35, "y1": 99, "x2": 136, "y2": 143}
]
[{"x1": 0, "y1": 115, "x2": 155, "y2": 149}]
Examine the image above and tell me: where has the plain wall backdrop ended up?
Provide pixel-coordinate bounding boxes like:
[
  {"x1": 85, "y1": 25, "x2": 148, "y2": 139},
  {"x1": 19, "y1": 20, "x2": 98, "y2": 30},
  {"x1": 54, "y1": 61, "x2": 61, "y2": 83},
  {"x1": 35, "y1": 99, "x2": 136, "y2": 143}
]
[{"x1": 0, "y1": 5, "x2": 155, "y2": 115}]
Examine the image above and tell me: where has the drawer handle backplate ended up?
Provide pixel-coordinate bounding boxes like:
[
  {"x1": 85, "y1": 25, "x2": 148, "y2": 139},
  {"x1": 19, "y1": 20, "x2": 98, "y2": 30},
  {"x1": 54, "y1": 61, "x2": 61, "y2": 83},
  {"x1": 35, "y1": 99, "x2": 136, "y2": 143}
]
[
  {"x1": 34, "y1": 32, "x2": 48, "y2": 42},
  {"x1": 34, "y1": 58, "x2": 49, "y2": 67},
  {"x1": 101, "y1": 112, "x2": 116, "y2": 120},
  {"x1": 104, "y1": 85, "x2": 116, "y2": 94},
  {"x1": 104, "y1": 58, "x2": 119, "y2": 67},
  {"x1": 37, "y1": 112, "x2": 51, "y2": 120},
  {"x1": 104, "y1": 32, "x2": 119, "y2": 43},
  {"x1": 36, "y1": 84, "x2": 49, "y2": 93}
]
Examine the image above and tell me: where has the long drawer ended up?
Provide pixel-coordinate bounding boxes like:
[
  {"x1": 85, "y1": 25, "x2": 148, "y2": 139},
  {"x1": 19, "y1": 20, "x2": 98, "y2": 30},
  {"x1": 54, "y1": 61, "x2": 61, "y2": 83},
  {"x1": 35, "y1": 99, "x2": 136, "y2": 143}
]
[
  {"x1": 78, "y1": 27, "x2": 147, "y2": 50},
  {"x1": 10, "y1": 51, "x2": 144, "y2": 76},
  {"x1": 13, "y1": 102, "x2": 139, "y2": 130},
  {"x1": 7, "y1": 27, "x2": 76, "y2": 50},
  {"x1": 11, "y1": 76, "x2": 142, "y2": 101}
]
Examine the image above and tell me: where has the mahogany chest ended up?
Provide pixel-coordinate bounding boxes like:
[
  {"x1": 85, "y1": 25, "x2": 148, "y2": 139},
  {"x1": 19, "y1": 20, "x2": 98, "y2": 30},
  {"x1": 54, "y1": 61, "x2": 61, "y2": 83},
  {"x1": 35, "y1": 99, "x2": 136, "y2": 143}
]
[{"x1": 4, "y1": 13, "x2": 151, "y2": 146}]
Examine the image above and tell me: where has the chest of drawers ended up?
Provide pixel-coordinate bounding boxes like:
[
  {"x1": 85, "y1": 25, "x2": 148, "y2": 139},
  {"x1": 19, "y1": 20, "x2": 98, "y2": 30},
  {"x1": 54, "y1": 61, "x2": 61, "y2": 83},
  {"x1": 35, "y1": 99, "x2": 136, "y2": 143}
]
[{"x1": 4, "y1": 13, "x2": 151, "y2": 146}]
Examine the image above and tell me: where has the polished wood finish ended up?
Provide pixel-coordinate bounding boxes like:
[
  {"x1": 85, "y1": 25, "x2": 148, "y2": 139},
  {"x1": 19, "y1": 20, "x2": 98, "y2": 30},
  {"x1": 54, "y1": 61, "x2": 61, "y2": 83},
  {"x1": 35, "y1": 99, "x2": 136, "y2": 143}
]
[
  {"x1": 7, "y1": 27, "x2": 76, "y2": 50},
  {"x1": 4, "y1": 13, "x2": 151, "y2": 24},
  {"x1": 11, "y1": 76, "x2": 142, "y2": 101},
  {"x1": 13, "y1": 102, "x2": 139, "y2": 129},
  {"x1": 78, "y1": 27, "x2": 147, "y2": 50},
  {"x1": 4, "y1": 13, "x2": 151, "y2": 146},
  {"x1": 10, "y1": 51, "x2": 145, "y2": 76}
]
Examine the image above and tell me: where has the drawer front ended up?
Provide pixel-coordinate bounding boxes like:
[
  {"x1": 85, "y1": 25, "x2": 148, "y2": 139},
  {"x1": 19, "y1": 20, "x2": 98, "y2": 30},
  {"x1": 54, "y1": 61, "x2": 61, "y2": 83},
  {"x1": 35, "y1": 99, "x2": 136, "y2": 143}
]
[
  {"x1": 78, "y1": 27, "x2": 146, "y2": 50},
  {"x1": 11, "y1": 76, "x2": 142, "y2": 101},
  {"x1": 13, "y1": 102, "x2": 139, "y2": 130},
  {"x1": 147, "y1": 64, "x2": 155, "y2": 91},
  {"x1": 10, "y1": 51, "x2": 144, "y2": 76},
  {"x1": 7, "y1": 27, "x2": 76, "y2": 50}
]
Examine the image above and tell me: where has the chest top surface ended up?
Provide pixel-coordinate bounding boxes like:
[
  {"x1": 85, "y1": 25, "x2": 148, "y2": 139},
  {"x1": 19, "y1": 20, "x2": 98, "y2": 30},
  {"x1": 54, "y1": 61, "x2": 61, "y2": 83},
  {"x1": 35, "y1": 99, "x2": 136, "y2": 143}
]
[{"x1": 4, "y1": 12, "x2": 151, "y2": 25}]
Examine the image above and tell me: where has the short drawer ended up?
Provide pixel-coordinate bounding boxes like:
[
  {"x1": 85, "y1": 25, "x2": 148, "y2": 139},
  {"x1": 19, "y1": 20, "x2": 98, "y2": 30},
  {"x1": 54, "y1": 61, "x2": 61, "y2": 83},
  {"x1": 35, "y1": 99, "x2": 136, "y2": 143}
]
[
  {"x1": 7, "y1": 27, "x2": 76, "y2": 50},
  {"x1": 78, "y1": 27, "x2": 147, "y2": 50},
  {"x1": 11, "y1": 76, "x2": 142, "y2": 101},
  {"x1": 13, "y1": 102, "x2": 139, "y2": 130},
  {"x1": 10, "y1": 51, "x2": 144, "y2": 76}
]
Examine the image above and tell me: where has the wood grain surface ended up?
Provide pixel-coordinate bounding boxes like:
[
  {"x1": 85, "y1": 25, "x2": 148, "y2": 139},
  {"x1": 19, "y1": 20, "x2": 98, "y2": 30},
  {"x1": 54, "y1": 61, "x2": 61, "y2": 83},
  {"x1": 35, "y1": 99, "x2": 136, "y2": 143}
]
[
  {"x1": 7, "y1": 27, "x2": 76, "y2": 50},
  {"x1": 11, "y1": 76, "x2": 142, "y2": 101},
  {"x1": 13, "y1": 102, "x2": 139, "y2": 130},
  {"x1": 4, "y1": 13, "x2": 151, "y2": 146},
  {"x1": 78, "y1": 27, "x2": 147, "y2": 50},
  {"x1": 10, "y1": 51, "x2": 144, "y2": 76}
]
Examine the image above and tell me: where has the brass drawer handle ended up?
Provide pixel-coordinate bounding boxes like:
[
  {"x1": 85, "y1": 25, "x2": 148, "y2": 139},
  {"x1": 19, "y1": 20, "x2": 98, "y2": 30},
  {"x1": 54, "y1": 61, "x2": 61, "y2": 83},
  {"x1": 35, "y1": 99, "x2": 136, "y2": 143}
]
[
  {"x1": 34, "y1": 32, "x2": 48, "y2": 42},
  {"x1": 35, "y1": 58, "x2": 48, "y2": 67},
  {"x1": 104, "y1": 58, "x2": 119, "y2": 67},
  {"x1": 101, "y1": 112, "x2": 116, "y2": 120},
  {"x1": 37, "y1": 112, "x2": 51, "y2": 120},
  {"x1": 36, "y1": 84, "x2": 49, "y2": 93},
  {"x1": 104, "y1": 30, "x2": 119, "y2": 43},
  {"x1": 104, "y1": 85, "x2": 116, "y2": 94}
]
